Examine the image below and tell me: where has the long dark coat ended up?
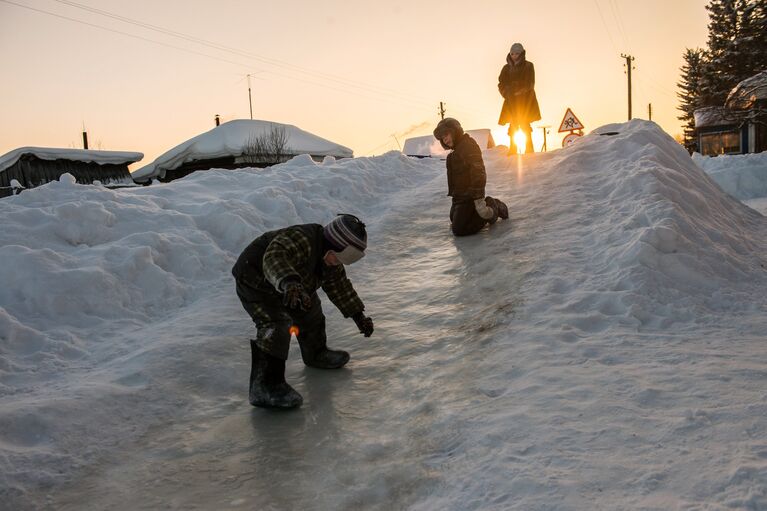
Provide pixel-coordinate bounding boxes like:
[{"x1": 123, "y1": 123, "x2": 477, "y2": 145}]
[
  {"x1": 498, "y1": 54, "x2": 541, "y2": 127},
  {"x1": 446, "y1": 133, "x2": 486, "y2": 201},
  {"x1": 446, "y1": 133, "x2": 492, "y2": 236}
]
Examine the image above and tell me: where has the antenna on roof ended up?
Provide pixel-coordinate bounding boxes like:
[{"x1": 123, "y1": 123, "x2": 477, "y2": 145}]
[{"x1": 247, "y1": 74, "x2": 253, "y2": 120}]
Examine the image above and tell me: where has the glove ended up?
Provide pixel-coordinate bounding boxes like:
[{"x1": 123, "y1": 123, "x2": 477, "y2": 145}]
[
  {"x1": 352, "y1": 312, "x2": 374, "y2": 337},
  {"x1": 281, "y1": 279, "x2": 312, "y2": 311}
]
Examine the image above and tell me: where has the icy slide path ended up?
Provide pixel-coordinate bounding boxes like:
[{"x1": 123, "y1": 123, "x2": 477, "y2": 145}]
[
  {"x1": 4, "y1": 120, "x2": 767, "y2": 509},
  {"x1": 51, "y1": 156, "x2": 532, "y2": 510}
]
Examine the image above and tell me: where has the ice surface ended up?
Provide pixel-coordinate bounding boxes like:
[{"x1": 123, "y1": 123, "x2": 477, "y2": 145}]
[{"x1": 1, "y1": 121, "x2": 766, "y2": 510}]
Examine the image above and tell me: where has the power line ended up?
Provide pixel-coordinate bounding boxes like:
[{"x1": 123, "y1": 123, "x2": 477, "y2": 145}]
[
  {"x1": 608, "y1": 0, "x2": 631, "y2": 51},
  {"x1": 1, "y1": 0, "x2": 266, "y2": 70},
  {"x1": 636, "y1": 74, "x2": 677, "y2": 99},
  {"x1": 593, "y1": 0, "x2": 619, "y2": 54},
  {"x1": 2, "y1": 0, "x2": 443, "y2": 114},
  {"x1": 50, "y1": 0, "x2": 439, "y2": 109}
]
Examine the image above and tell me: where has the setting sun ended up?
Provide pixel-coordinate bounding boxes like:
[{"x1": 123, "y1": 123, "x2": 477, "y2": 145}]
[{"x1": 513, "y1": 129, "x2": 527, "y2": 154}]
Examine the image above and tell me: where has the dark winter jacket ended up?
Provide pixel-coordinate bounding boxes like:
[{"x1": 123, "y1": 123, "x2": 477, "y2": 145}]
[
  {"x1": 446, "y1": 133, "x2": 486, "y2": 201},
  {"x1": 232, "y1": 224, "x2": 364, "y2": 318},
  {"x1": 498, "y1": 53, "x2": 541, "y2": 126}
]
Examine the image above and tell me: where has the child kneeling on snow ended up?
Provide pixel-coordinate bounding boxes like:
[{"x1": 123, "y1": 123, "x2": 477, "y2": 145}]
[{"x1": 433, "y1": 118, "x2": 509, "y2": 236}]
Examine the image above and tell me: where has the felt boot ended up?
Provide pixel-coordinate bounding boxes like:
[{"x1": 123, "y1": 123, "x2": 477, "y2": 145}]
[
  {"x1": 492, "y1": 197, "x2": 509, "y2": 220},
  {"x1": 305, "y1": 348, "x2": 350, "y2": 369},
  {"x1": 249, "y1": 340, "x2": 303, "y2": 409}
]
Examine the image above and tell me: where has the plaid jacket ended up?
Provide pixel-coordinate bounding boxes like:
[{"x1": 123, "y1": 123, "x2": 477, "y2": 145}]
[{"x1": 233, "y1": 224, "x2": 364, "y2": 318}]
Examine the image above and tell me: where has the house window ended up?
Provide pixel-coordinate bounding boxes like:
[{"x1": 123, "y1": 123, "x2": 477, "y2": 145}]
[{"x1": 699, "y1": 130, "x2": 741, "y2": 156}]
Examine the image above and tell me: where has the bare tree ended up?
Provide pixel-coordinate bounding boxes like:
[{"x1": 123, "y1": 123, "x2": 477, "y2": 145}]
[
  {"x1": 266, "y1": 125, "x2": 288, "y2": 160},
  {"x1": 243, "y1": 125, "x2": 290, "y2": 166}
]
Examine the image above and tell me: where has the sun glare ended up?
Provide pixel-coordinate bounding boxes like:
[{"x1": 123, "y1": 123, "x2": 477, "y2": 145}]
[
  {"x1": 491, "y1": 127, "x2": 511, "y2": 148},
  {"x1": 513, "y1": 129, "x2": 527, "y2": 154}
]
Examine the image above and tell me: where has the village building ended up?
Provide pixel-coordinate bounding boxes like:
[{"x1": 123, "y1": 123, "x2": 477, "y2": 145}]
[
  {"x1": 402, "y1": 129, "x2": 496, "y2": 159},
  {"x1": 131, "y1": 119, "x2": 353, "y2": 184},
  {"x1": 694, "y1": 71, "x2": 767, "y2": 156},
  {"x1": 0, "y1": 147, "x2": 143, "y2": 198}
]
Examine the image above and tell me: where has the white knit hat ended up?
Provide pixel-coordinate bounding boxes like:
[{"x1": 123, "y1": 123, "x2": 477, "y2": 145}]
[{"x1": 323, "y1": 214, "x2": 367, "y2": 264}]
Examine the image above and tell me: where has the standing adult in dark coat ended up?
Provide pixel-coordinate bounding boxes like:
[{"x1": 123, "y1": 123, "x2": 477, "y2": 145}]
[
  {"x1": 498, "y1": 42, "x2": 541, "y2": 153},
  {"x1": 433, "y1": 118, "x2": 509, "y2": 237}
]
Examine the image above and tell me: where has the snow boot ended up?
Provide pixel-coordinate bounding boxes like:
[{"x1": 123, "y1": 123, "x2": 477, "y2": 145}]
[
  {"x1": 305, "y1": 348, "x2": 350, "y2": 369},
  {"x1": 249, "y1": 340, "x2": 303, "y2": 409},
  {"x1": 494, "y1": 198, "x2": 509, "y2": 220},
  {"x1": 485, "y1": 197, "x2": 508, "y2": 220}
]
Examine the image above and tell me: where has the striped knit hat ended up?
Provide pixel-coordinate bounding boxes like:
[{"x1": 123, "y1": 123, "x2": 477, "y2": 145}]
[{"x1": 323, "y1": 214, "x2": 367, "y2": 264}]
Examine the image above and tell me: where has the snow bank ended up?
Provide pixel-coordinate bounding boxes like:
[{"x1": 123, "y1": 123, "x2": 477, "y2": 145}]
[
  {"x1": 1, "y1": 151, "x2": 431, "y2": 361},
  {"x1": 485, "y1": 120, "x2": 766, "y2": 332},
  {"x1": 693, "y1": 151, "x2": 767, "y2": 200}
]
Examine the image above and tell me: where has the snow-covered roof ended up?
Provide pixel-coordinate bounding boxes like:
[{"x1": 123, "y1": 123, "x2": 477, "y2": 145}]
[
  {"x1": 726, "y1": 70, "x2": 767, "y2": 110},
  {"x1": 693, "y1": 106, "x2": 742, "y2": 128},
  {"x1": 403, "y1": 129, "x2": 496, "y2": 158},
  {"x1": 131, "y1": 119, "x2": 353, "y2": 181},
  {"x1": 0, "y1": 147, "x2": 143, "y2": 174}
]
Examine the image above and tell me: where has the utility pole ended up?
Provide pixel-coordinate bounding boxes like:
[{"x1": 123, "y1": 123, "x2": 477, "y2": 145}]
[
  {"x1": 438, "y1": 102, "x2": 446, "y2": 120},
  {"x1": 247, "y1": 74, "x2": 253, "y2": 120},
  {"x1": 648, "y1": 103, "x2": 652, "y2": 121},
  {"x1": 621, "y1": 54, "x2": 635, "y2": 120}
]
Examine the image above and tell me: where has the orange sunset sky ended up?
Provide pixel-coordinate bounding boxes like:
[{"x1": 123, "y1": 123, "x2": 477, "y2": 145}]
[{"x1": 0, "y1": 0, "x2": 710, "y2": 168}]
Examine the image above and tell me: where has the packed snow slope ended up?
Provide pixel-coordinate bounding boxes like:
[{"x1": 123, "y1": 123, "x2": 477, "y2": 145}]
[{"x1": 1, "y1": 120, "x2": 766, "y2": 510}]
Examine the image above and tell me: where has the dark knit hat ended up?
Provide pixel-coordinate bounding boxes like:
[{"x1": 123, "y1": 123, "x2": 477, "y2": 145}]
[
  {"x1": 323, "y1": 214, "x2": 367, "y2": 264},
  {"x1": 433, "y1": 118, "x2": 464, "y2": 150}
]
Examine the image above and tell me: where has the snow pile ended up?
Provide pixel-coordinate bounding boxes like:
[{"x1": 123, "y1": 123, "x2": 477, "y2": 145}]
[
  {"x1": 131, "y1": 119, "x2": 353, "y2": 182},
  {"x1": 2, "y1": 120, "x2": 766, "y2": 510},
  {"x1": 497, "y1": 121, "x2": 767, "y2": 332},
  {"x1": 0, "y1": 151, "x2": 430, "y2": 372},
  {"x1": 693, "y1": 150, "x2": 767, "y2": 201}
]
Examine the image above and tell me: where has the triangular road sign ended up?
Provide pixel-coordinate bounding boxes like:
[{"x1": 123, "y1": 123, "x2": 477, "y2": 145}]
[{"x1": 558, "y1": 108, "x2": 584, "y2": 132}]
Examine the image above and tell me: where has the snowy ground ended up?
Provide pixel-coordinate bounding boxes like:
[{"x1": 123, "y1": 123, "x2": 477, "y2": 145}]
[
  {"x1": 694, "y1": 151, "x2": 767, "y2": 203},
  {"x1": 2, "y1": 121, "x2": 767, "y2": 510}
]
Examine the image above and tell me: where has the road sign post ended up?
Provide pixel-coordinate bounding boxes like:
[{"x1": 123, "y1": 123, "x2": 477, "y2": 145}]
[{"x1": 559, "y1": 108, "x2": 584, "y2": 147}]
